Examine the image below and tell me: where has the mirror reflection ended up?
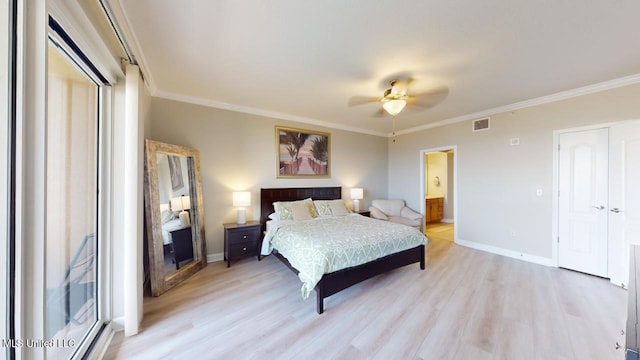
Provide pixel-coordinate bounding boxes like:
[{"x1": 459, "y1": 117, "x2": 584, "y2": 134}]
[
  {"x1": 156, "y1": 153, "x2": 195, "y2": 277},
  {"x1": 144, "y1": 140, "x2": 206, "y2": 296}
]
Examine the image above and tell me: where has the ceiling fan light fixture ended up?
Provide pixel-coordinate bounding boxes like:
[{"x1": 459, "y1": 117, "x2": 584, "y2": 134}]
[{"x1": 382, "y1": 99, "x2": 406, "y2": 116}]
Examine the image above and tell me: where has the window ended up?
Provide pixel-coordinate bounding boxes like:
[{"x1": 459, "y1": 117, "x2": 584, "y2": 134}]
[
  {"x1": 11, "y1": 3, "x2": 117, "y2": 357},
  {"x1": 44, "y1": 18, "x2": 109, "y2": 358}
]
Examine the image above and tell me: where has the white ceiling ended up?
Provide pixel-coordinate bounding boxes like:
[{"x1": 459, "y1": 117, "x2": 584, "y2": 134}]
[{"x1": 113, "y1": 0, "x2": 640, "y2": 136}]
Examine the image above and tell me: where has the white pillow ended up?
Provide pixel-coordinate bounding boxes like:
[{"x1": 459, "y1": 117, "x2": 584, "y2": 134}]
[
  {"x1": 161, "y1": 209, "x2": 174, "y2": 224},
  {"x1": 328, "y1": 200, "x2": 349, "y2": 216}
]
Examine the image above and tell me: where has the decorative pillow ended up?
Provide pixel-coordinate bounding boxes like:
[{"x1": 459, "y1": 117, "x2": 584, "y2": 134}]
[
  {"x1": 313, "y1": 199, "x2": 349, "y2": 216},
  {"x1": 268, "y1": 212, "x2": 279, "y2": 220},
  {"x1": 291, "y1": 200, "x2": 317, "y2": 220},
  {"x1": 273, "y1": 198, "x2": 317, "y2": 221},
  {"x1": 313, "y1": 200, "x2": 333, "y2": 216}
]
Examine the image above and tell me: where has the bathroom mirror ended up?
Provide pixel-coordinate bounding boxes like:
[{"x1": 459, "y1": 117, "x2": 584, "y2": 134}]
[{"x1": 144, "y1": 139, "x2": 206, "y2": 296}]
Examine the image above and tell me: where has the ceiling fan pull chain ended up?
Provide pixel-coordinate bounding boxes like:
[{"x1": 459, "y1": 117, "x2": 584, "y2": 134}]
[{"x1": 392, "y1": 117, "x2": 397, "y2": 143}]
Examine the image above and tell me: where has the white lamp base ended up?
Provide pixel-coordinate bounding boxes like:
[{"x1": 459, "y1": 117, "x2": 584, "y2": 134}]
[
  {"x1": 353, "y1": 199, "x2": 360, "y2": 213},
  {"x1": 179, "y1": 210, "x2": 191, "y2": 227},
  {"x1": 237, "y1": 208, "x2": 246, "y2": 224}
]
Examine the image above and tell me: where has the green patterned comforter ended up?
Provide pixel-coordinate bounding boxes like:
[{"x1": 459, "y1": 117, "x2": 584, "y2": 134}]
[{"x1": 264, "y1": 214, "x2": 428, "y2": 299}]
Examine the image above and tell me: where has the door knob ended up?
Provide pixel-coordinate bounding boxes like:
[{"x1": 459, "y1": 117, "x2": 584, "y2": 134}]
[
  {"x1": 592, "y1": 205, "x2": 605, "y2": 210},
  {"x1": 610, "y1": 208, "x2": 622, "y2": 213}
]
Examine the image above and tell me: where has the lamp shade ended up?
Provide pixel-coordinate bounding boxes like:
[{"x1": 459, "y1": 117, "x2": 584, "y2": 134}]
[
  {"x1": 382, "y1": 99, "x2": 406, "y2": 116},
  {"x1": 233, "y1": 191, "x2": 251, "y2": 207},
  {"x1": 170, "y1": 195, "x2": 190, "y2": 211},
  {"x1": 350, "y1": 188, "x2": 363, "y2": 200}
]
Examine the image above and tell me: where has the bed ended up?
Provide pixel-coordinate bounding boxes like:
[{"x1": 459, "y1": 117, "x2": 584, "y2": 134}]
[
  {"x1": 161, "y1": 217, "x2": 186, "y2": 245},
  {"x1": 260, "y1": 187, "x2": 427, "y2": 314}
]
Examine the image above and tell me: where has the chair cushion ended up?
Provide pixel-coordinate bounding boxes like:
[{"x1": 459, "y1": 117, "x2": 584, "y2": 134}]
[
  {"x1": 388, "y1": 216, "x2": 421, "y2": 228},
  {"x1": 369, "y1": 206, "x2": 389, "y2": 220},
  {"x1": 371, "y1": 199, "x2": 406, "y2": 217}
]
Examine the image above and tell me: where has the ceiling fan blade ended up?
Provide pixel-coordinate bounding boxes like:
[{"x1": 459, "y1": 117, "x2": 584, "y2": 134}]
[
  {"x1": 409, "y1": 86, "x2": 450, "y2": 109},
  {"x1": 403, "y1": 77, "x2": 415, "y2": 88},
  {"x1": 372, "y1": 108, "x2": 387, "y2": 117},
  {"x1": 348, "y1": 95, "x2": 381, "y2": 107}
]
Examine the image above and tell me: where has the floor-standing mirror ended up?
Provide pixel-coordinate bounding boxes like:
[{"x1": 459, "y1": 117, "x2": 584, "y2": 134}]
[{"x1": 144, "y1": 139, "x2": 206, "y2": 296}]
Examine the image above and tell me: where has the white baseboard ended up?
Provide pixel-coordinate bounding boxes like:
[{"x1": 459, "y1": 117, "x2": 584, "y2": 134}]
[
  {"x1": 455, "y1": 238, "x2": 553, "y2": 267},
  {"x1": 441, "y1": 218, "x2": 454, "y2": 223},
  {"x1": 207, "y1": 252, "x2": 224, "y2": 263}
]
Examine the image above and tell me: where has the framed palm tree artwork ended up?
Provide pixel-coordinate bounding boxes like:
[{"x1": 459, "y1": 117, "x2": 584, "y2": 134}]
[
  {"x1": 276, "y1": 126, "x2": 330, "y2": 178},
  {"x1": 167, "y1": 155, "x2": 184, "y2": 190}
]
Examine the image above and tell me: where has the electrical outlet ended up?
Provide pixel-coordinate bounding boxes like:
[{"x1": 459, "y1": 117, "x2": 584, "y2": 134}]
[{"x1": 536, "y1": 188, "x2": 543, "y2": 197}]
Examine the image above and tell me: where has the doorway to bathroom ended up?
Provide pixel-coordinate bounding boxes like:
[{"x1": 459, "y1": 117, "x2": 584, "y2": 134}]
[{"x1": 420, "y1": 146, "x2": 456, "y2": 242}]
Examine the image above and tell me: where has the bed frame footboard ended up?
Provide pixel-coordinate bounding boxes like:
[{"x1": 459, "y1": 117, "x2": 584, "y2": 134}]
[
  {"x1": 314, "y1": 245, "x2": 425, "y2": 314},
  {"x1": 274, "y1": 244, "x2": 425, "y2": 314}
]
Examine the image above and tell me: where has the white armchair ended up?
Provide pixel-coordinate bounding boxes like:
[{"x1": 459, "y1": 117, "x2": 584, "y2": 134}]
[{"x1": 369, "y1": 199, "x2": 423, "y2": 230}]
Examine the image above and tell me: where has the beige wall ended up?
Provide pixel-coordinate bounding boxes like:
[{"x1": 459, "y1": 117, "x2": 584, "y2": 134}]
[
  {"x1": 426, "y1": 152, "x2": 447, "y2": 198},
  {"x1": 389, "y1": 83, "x2": 640, "y2": 259},
  {"x1": 149, "y1": 97, "x2": 389, "y2": 255}
]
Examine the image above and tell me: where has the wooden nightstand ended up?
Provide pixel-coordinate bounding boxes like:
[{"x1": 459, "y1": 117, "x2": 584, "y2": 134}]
[
  {"x1": 169, "y1": 227, "x2": 194, "y2": 270},
  {"x1": 223, "y1": 221, "x2": 261, "y2": 267}
]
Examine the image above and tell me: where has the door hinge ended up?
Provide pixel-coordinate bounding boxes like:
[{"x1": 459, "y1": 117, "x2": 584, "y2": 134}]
[
  {"x1": 558, "y1": 144, "x2": 561, "y2": 151},
  {"x1": 557, "y1": 236, "x2": 560, "y2": 243}
]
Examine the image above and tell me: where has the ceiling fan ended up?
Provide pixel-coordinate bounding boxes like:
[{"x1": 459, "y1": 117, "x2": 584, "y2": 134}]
[{"x1": 348, "y1": 78, "x2": 449, "y2": 117}]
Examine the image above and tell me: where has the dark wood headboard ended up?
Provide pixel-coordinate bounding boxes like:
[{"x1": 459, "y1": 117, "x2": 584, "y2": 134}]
[{"x1": 260, "y1": 187, "x2": 342, "y2": 232}]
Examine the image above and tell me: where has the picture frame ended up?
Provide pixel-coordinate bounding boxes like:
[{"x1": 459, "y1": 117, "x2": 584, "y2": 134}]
[
  {"x1": 276, "y1": 126, "x2": 330, "y2": 178},
  {"x1": 168, "y1": 155, "x2": 184, "y2": 190}
]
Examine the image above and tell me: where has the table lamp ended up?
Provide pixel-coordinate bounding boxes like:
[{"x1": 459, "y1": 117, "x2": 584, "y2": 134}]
[
  {"x1": 350, "y1": 188, "x2": 363, "y2": 212},
  {"x1": 233, "y1": 191, "x2": 251, "y2": 224}
]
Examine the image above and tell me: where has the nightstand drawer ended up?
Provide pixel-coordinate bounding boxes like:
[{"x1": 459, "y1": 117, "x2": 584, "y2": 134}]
[
  {"x1": 229, "y1": 241, "x2": 258, "y2": 257},
  {"x1": 229, "y1": 228, "x2": 260, "y2": 243}
]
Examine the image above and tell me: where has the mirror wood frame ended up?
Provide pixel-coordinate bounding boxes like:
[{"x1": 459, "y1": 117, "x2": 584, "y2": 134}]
[{"x1": 144, "y1": 139, "x2": 207, "y2": 296}]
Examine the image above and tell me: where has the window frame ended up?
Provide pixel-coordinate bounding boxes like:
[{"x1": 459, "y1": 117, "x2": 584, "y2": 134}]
[
  {"x1": 10, "y1": 3, "x2": 117, "y2": 356},
  {"x1": 1, "y1": 0, "x2": 17, "y2": 357},
  {"x1": 46, "y1": 17, "x2": 113, "y2": 359}
]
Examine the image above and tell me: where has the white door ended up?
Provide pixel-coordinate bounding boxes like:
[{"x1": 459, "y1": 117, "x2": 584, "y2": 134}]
[
  {"x1": 558, "y1": 128, "x2": 609, "y2": 277},
  {"x1": 608, "y1": 120, "x2": 640, "y2": 287}
]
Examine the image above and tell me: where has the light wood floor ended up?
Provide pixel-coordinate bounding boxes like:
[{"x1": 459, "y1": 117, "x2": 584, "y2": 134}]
[
  {"x1": 425, "y1": 222, "x2": 455, "y2": 242},
  {"x1": 104, "y1": 228, "x2": 627, "y2": 360}
]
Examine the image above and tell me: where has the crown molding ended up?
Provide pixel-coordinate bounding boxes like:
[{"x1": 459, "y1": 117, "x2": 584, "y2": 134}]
[
  {"x1": 108, "y1": 0, "x2": 158, "y2": 92},
  {"x1": 155, "y1": 73, "x2": 640, "y2": 139},
  {"x1": 394, "y1": 73, "x2": 640, "y2": 137},
  {"x1": 153, "y1": 90, "x2": 388, "y2": 137}
]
